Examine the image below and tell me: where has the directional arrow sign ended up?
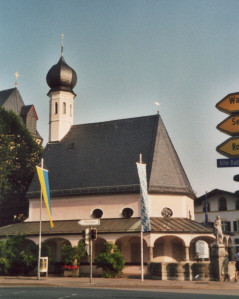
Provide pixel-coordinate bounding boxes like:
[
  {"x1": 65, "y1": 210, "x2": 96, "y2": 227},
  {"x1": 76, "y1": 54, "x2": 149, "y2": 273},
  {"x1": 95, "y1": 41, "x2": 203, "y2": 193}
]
[
  {"x1": 78, "y1": 219, "x2": 100, "y2": 226},
  {"x1": 216, "y1": 137, "x2": 239, "y2": 158},
  {"x1": 216, "y1": 92, "x2": 239, "y2": 114},
  {"x1": 217, "y1": 115, "x2": 239, "y2": 136}
]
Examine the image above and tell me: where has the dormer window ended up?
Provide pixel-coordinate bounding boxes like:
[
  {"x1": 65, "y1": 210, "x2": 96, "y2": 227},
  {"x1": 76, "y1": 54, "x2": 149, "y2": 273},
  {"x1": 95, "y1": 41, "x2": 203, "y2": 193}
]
[{"x1": 68, "y1": 143, "x2": 76, "y2": 150}]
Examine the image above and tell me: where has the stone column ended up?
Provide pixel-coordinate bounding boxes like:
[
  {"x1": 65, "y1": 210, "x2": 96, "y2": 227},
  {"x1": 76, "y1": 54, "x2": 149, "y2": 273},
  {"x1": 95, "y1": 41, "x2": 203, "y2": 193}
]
[
  {"x1": 148, "y1": 246, "x2": 154, "y2": 261},
  {"x1": 185, "y1": 246, "x2": 190, "y2": 261},
  {"x1": 210, "y1": 243, "x2": 229, "y2": 281}
]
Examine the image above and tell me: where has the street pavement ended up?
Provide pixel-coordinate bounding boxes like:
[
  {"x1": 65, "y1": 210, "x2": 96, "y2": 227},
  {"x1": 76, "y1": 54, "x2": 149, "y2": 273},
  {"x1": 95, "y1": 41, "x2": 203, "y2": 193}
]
[{"x1": 0, "y1": 275, "x2": 239, "y2": 290}]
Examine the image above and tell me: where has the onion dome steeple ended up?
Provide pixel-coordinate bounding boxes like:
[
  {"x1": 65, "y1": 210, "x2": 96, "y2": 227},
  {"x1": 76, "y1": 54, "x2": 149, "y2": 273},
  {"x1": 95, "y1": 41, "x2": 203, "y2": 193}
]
[{"x1": 46, "y1": 37, "x2": 77, "y2": 96}]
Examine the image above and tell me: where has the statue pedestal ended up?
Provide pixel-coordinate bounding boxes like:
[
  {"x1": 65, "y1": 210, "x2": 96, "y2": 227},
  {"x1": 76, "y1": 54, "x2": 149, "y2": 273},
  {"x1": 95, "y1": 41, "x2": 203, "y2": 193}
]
[{"x1": 210, "y1": 243, "x2": 229, "y2": 281}]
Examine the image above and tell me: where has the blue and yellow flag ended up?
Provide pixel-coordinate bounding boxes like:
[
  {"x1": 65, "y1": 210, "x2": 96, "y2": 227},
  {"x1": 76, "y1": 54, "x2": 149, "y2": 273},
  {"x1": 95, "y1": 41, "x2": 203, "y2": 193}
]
[{"x1": 36, "y1": 166, "x2": 54, "y2": 229}]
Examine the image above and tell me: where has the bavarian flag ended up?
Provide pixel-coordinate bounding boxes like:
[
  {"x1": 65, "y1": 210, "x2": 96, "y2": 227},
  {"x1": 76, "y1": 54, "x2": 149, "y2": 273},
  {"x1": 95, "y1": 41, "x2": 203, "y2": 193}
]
[
  {"x1": 136, "y1": 162, "x2": 151, "y2": 232},
  {"x1": 36, "y1": 166, "x2": 54, "y2": 229}
]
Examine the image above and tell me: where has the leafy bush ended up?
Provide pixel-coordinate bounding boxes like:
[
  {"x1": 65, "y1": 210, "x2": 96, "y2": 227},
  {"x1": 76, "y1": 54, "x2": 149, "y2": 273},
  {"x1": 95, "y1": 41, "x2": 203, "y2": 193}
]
[
  {"x1": 94, "y1": 242, "x2": 125, "y2": 278},
  {"x1": 0, "y1": 234, "x2": 51, "y2": 275},
  {"x1": 61, "y1": 242, "x2": 86, "y2": 266}
]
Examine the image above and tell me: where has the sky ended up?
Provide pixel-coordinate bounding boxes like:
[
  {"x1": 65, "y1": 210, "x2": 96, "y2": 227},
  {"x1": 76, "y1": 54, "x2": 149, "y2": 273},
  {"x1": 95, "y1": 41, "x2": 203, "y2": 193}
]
[{"x1": 1, "y1": 0, "x2": 239, "y2": 197}]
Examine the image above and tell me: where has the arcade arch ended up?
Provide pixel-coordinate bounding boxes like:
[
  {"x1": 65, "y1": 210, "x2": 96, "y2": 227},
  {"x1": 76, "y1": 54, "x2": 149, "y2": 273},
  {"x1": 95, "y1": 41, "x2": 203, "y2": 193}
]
[
  {"x1": 153, "y1": 236, "x2": 185, "y2": 262},
  {"x1": 115, "y1": 236, "x2": 148, "y2": 263}
]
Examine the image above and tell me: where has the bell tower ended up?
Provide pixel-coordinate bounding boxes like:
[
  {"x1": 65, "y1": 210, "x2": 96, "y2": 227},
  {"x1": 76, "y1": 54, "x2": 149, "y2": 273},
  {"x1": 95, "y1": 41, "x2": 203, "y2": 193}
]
[{"x1": 46, "y1": 36, "x2": 77, "y2": 142}]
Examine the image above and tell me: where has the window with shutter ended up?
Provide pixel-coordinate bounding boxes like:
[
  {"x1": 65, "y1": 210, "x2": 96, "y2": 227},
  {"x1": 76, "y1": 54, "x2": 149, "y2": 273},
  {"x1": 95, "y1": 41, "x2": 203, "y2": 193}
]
[
  {"x1": 234, "y1": 221, "x2": 238, "y2": 232},
  {"x1": 236, "y1": 199, "x2": 239, "y2": 210},
  {"x1": 219, "y1": 197, "x2": 227, "y2": 211}
]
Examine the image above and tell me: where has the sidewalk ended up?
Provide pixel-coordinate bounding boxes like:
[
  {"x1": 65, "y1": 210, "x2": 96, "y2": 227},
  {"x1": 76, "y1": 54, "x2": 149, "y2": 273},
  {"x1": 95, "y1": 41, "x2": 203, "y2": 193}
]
[{"x1": 0, "y1": 276, "x2": 239, "y2": 290}]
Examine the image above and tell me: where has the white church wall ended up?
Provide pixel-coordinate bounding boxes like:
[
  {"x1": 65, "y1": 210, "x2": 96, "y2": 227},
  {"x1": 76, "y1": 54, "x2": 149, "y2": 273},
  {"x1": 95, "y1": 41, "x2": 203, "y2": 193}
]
[
  {"x1": 149, "y1": 194, "x2": 194, "y2": 219},
  {"x1": 27, "y1": 192, "x2": 195, "y2": 222},
  {"x1": 27, "y1": 193, "x2": 141, "y2": 222}
]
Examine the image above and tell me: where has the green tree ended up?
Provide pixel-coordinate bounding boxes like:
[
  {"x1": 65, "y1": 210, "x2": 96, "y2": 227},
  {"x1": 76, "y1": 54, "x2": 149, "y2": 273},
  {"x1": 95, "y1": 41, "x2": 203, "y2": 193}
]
[
  {"x1": 0, "y1": 234, "x2": 51, "y2": 275},
  {"x1": 0, "y1": 107, "x2": 42, "y2": 224},
  {"x1": 94, "y1": 242, "x2": 125, "y2": 278}
]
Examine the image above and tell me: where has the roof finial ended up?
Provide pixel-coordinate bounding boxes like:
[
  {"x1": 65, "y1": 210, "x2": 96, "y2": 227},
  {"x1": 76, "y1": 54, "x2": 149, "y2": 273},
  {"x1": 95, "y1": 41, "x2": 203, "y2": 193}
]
[
  {"x1": 154, "y1": 101, "x2": 161, "y2": 114},
  {"x1": 61, "y1": 34, "x2": 64, "y2": 56},
  {"x1": 15, "y1": 72, "x2": 19, "y2": 87}
]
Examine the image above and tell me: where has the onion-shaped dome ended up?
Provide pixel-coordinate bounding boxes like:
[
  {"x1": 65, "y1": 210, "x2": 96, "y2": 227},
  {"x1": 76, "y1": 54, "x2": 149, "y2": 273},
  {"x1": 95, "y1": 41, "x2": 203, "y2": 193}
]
[{"x1": 46, "y1": 55, "x2": 77, "y2": 95}]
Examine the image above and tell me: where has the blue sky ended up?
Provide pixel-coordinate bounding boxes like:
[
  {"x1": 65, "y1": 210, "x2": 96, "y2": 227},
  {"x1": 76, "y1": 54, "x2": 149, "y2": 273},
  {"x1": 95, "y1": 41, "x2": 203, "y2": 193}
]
[{"x1": 1, "y1": 0, "x2": 239, "y2": 197}]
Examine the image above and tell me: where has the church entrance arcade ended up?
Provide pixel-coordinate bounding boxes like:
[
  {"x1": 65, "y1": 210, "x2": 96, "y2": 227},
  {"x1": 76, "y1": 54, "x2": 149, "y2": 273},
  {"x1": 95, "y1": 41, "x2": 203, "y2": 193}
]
[{"x1": 43, "y1": 237, "x2": 70, "y2": 274}]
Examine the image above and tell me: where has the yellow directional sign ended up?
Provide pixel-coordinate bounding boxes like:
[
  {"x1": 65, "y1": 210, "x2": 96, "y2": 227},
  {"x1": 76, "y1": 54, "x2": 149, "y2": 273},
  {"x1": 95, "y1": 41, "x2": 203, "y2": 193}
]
[
  {"x1": 216, "y1": 137, "x2": 239, "y2": 158},
  {"x1": 217, "y1": 115, "x2": 239, "y2": 136},
  {"x1": 216, "y1": 92, "x2": 239, "y2": 114}
]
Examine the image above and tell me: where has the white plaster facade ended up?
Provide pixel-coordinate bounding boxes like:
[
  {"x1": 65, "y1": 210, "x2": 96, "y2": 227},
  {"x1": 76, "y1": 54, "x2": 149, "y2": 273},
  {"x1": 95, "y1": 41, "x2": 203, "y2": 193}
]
[
  {"x1": 26, "y1": 193, "x2": 195, "y2": 222},
  {"x1": 195, "y1": 189, "x2": 238, "y2": 254}
]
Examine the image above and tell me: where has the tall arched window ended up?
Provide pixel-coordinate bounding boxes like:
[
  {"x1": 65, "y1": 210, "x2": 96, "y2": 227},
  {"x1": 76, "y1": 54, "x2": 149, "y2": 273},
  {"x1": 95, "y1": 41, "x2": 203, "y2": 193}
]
[
  {"x1": 54, "y1": 102, "x2": 58, "y2": 114},
  {"x1": 63, "y1": 102, "x2": 66, "y2": 114},
  {"x1": 219, "y1": 197, "x2": 227, "y2": 211},
  {"x1": 70, "y1": 104, "x2": 72, "y2": 117}
]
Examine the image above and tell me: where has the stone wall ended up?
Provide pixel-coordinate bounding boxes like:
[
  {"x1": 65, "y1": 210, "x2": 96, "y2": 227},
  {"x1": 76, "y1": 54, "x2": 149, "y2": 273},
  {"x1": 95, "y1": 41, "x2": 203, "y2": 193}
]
[{"x1": 148, "y1": 261, "x2": 235, "y2": 281}]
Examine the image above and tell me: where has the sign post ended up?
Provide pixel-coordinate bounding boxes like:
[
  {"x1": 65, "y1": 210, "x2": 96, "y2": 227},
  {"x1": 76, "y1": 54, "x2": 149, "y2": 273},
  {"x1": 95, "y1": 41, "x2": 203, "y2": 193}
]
[
  {"x1": 216, "y1": 93, "x2": 239, "y2": 172},
  {"x1": 216, "y1": 92, "x2": 239, "y2": 114}
]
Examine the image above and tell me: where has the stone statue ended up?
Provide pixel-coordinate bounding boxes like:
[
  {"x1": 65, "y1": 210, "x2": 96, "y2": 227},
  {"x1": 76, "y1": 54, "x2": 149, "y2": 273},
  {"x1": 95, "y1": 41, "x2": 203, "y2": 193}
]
[{"x1": 214, "y1": 215, "x2": 223, "y2": 244}]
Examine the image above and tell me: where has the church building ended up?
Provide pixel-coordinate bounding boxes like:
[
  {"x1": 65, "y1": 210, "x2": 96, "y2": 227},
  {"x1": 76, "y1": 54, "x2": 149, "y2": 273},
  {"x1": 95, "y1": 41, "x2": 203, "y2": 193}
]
[
  {"x1": 0, "y1": 87, "x2": 43, "y2": 145},
  {"x1": 0, "y1": 47, "x2": 222, "y2": 280}
]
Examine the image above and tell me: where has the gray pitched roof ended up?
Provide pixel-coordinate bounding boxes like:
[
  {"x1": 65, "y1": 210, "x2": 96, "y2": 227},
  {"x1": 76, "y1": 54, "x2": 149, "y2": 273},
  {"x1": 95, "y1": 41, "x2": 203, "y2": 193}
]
[
  {"x1": 0, "y1": 88, "x2": 43, "y2": 142},
  {"x1": 0, "y1": 218, "x2": 213, "y2": 237},
  {"x1": 0, "y1": 88, "x2": 25, "y2": 114},
  {"x1": 27, "y1": 114, "x2": 195, "y2": 198}
]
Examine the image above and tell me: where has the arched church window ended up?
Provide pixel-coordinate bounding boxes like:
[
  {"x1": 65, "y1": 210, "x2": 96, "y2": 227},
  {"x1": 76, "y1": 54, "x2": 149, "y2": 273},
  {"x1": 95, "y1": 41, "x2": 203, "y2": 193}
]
[
  {"x1": 218, "y1": 197, "x2": 227, "y2": 211},
  {"x1": 122, "y1": 208, "x2": 133, "y2": 218},
  {"x1": 236, "y1": 199, "x2": 239, "y2": 210},
  {"x1": 54, "y1": 102, "x2": 58, "y2": 114},
  {"x1": 63, "y1": 102, "x2": 66, "y2": 114},
  {"x1": 70, "y1": 104, "x2": 72, "y2": 117},
  {"x1": 92, "y1": 209, "x2": 103, "y2": 219}
]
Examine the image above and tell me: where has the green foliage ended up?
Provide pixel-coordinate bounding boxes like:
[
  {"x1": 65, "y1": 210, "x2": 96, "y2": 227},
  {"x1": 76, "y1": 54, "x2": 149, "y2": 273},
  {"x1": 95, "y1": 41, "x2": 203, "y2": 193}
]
[
  {"x1": 0, "y1": 107, "x2": 43, "y2": 223},
  {"x1": 0, "y1": 234, "x2": 51, "y2": 275},
  {"x1": 94, "y1": 242, "x2": 125, "y2": 278},
  {"x1": 61, "y1": 242, "x2": 86, "y2": 266}
]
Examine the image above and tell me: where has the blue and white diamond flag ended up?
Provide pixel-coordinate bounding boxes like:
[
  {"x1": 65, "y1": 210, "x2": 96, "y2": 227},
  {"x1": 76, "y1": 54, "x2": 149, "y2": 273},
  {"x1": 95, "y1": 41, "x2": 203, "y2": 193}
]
[{"x1": 136, "y1": 163, "x2": 151, "y2": 232}]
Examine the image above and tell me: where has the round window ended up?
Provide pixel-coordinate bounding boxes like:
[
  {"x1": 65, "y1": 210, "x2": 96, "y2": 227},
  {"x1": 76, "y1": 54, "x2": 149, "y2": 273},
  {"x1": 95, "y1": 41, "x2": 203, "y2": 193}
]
[
  {"x1": 161, "y1": 207, "x2": 173, "y2": 218},
  {"x1": 92, "y1": 209, "x2": 103, "y2": 219},
  {"x1": 122, "y1": 208, "x2": 133, "y2": 218}
]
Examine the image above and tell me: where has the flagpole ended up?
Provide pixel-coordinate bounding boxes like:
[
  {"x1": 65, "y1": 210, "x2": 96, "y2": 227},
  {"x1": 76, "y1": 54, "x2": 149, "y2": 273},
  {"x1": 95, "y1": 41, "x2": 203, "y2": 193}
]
[
  {"x1": 139, "y1": 154, "x2": 144, "y2": 282},
  {"x1": 205, "y1": 187, "x2": 208, "y2": 226},
  {"x1": 37, "y1": 158, "x2": 43, "y2": 280}
]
